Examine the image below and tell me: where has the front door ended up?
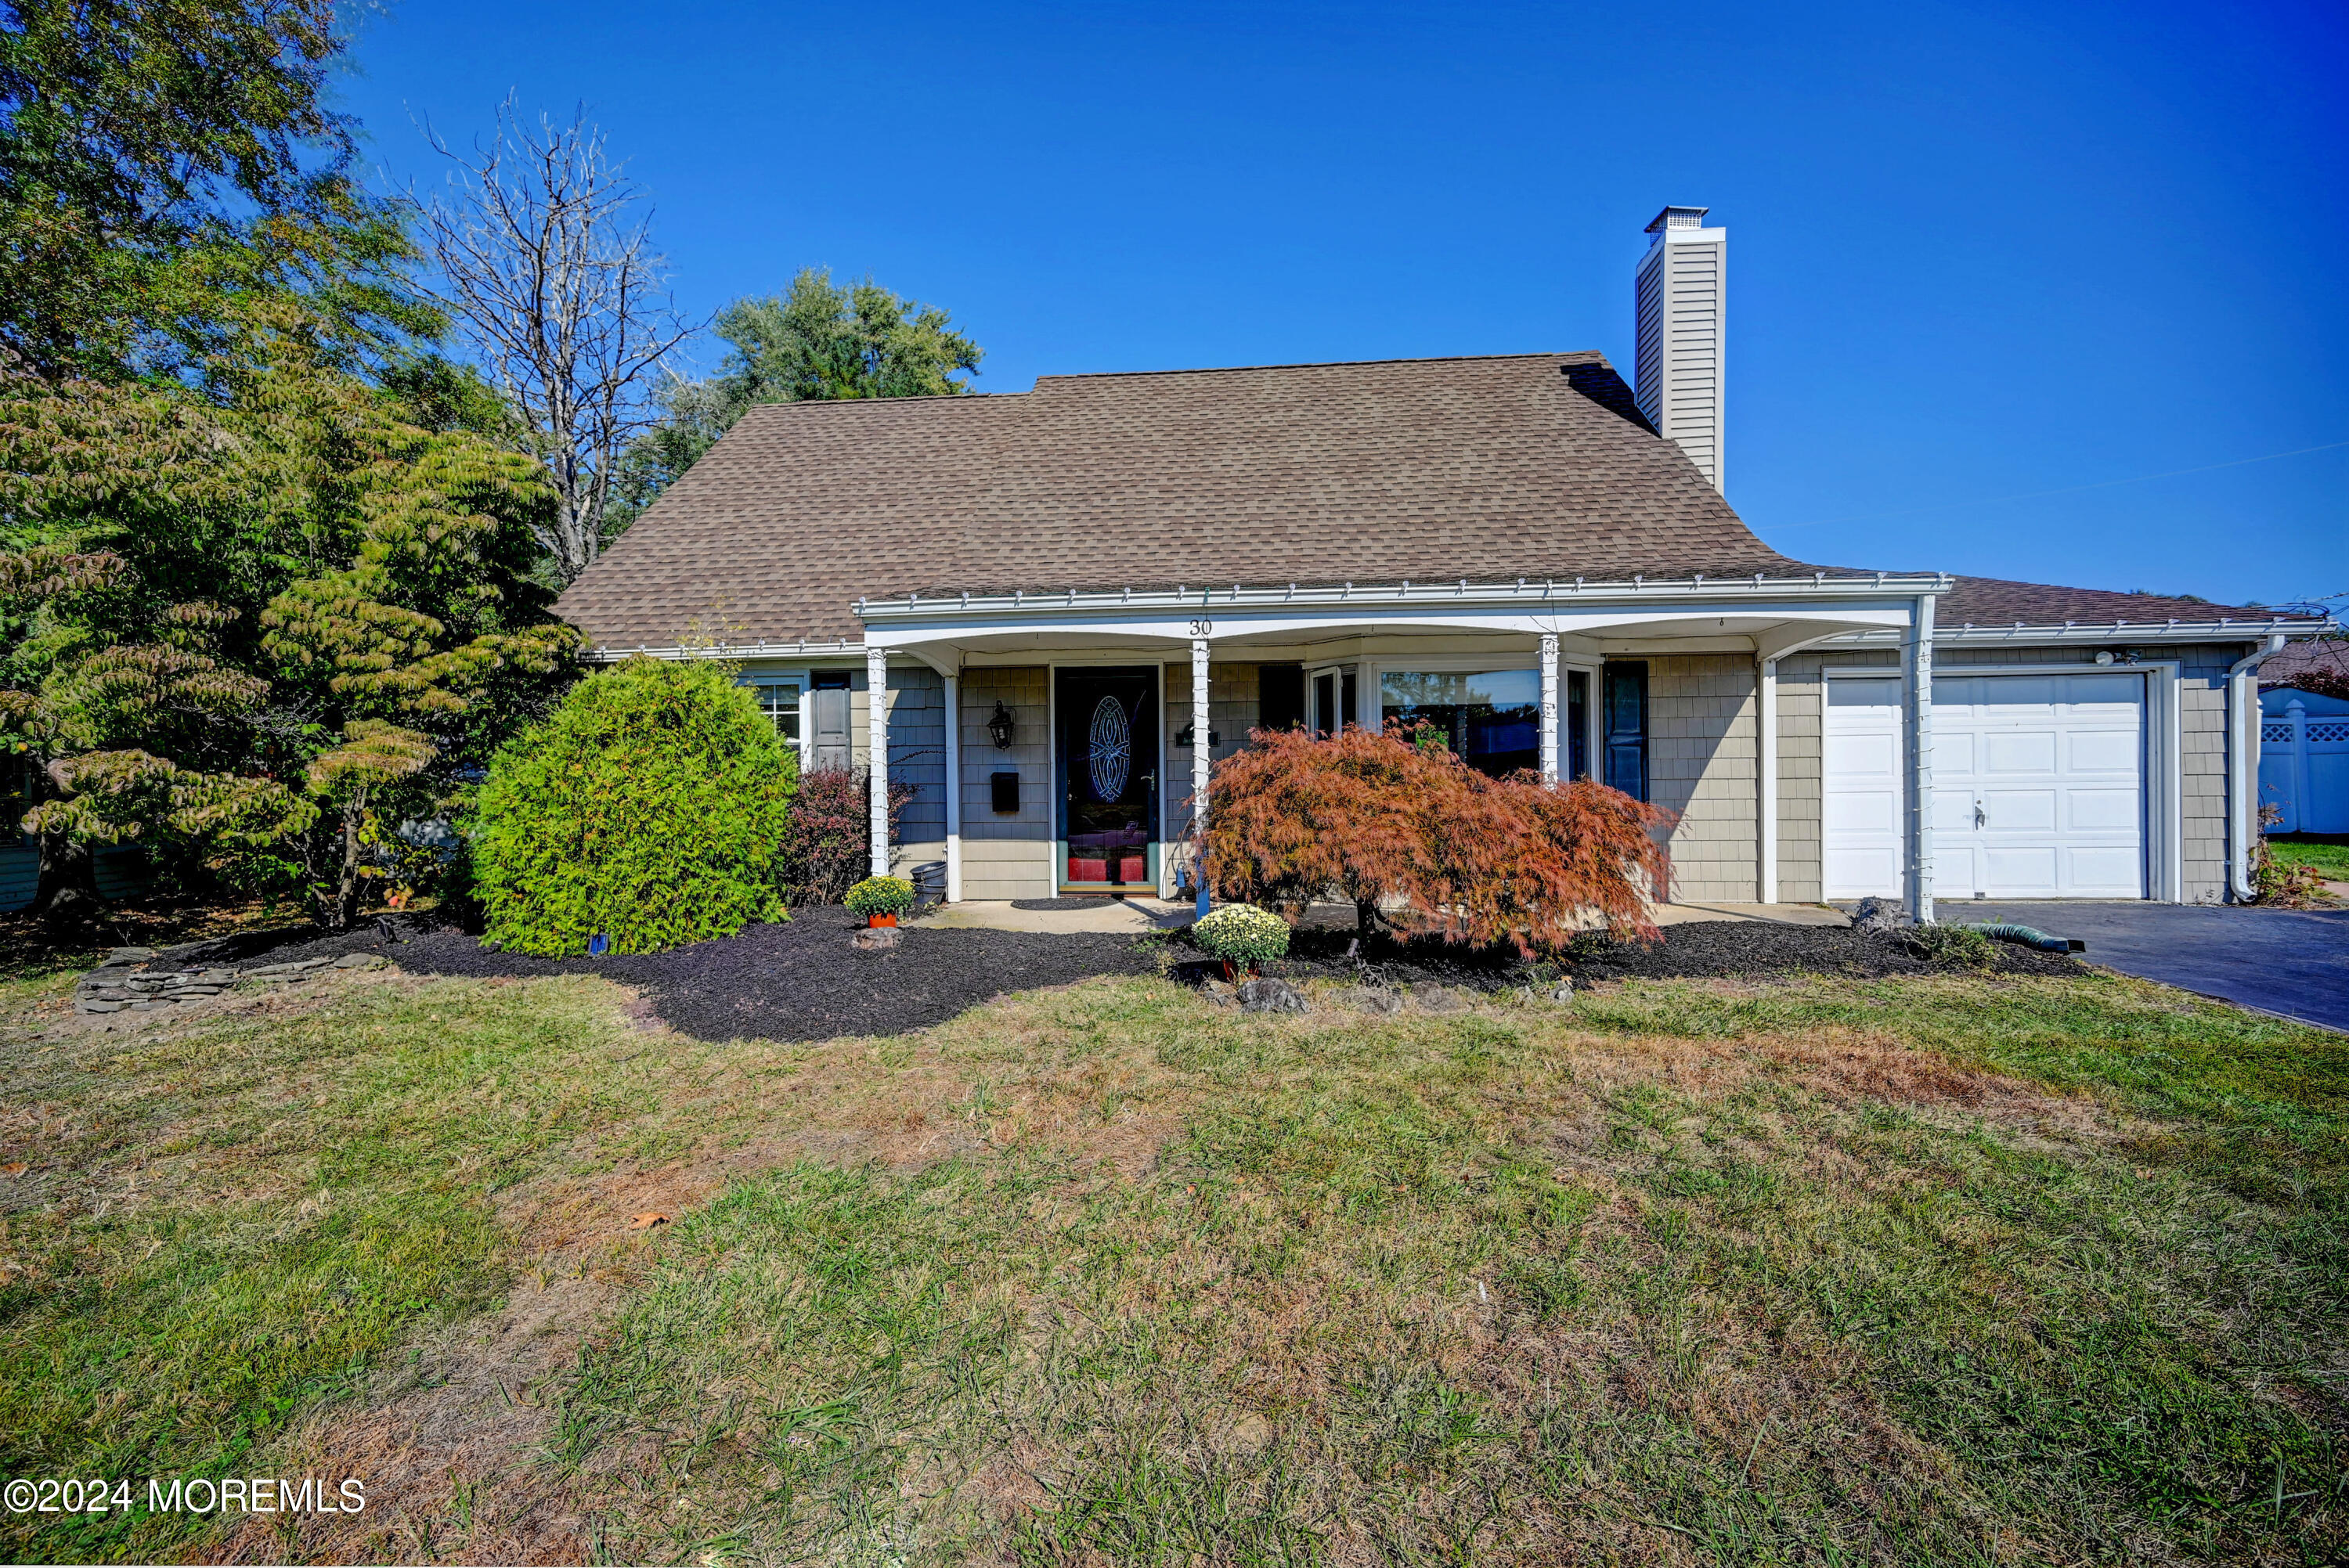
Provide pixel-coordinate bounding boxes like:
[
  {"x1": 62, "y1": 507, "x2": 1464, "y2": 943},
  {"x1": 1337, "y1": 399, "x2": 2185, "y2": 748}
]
[{"x1": 1057, "y1": 667, "x2": 1160, "y2": 892}]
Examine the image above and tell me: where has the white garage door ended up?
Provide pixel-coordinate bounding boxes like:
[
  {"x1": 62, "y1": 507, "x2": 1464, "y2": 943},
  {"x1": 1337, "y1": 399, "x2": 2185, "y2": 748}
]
[
  {"x1": 1932, "y1": 671, "x2": 2144, "y2": 899},
  {"x1": 1821, "y1": 676, "x2": 1907, "y2": 899}
]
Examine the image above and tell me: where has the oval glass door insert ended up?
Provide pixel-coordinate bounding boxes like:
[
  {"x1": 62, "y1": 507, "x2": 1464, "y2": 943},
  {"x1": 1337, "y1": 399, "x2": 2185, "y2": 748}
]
[{"x1": 1088, "y1": 696, "x2": 1131, "y2": 799}]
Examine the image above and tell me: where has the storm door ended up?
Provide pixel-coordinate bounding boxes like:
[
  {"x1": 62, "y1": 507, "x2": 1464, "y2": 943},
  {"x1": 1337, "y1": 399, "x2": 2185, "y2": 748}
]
[{"x1": 1055, "y1": 667, "x2": 1161, "y2": 892}]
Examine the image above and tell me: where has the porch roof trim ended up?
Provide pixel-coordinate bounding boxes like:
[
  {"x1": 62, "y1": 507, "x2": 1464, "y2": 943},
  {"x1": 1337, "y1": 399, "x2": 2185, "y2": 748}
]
[{"x1": 853, "y1": 571, "x2": 1956, "y2": 622}]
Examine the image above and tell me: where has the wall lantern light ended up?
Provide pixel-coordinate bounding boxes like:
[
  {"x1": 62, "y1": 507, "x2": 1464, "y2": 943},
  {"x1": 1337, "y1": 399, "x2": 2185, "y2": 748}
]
[{"x1": 986, "y1": 701, "x2": 1018, "y2": 749}]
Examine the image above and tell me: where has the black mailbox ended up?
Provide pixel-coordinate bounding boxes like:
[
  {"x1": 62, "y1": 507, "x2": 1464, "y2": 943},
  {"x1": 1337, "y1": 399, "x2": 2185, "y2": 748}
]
[{"x1": 990, "y1": 771, "x2": 1019, "y2": 813}]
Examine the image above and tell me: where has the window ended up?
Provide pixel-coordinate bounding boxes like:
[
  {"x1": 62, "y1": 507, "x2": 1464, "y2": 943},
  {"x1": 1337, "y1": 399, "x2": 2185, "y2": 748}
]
[
  {"x1": 1603, "y1": 662, "x2": 1647, "y2": 800},
  {"x1": 744, "y1": 679, "x2": 803, "y2": 747},
  {"x1": 1380, "y1": 668, "x2": 1540, "y2": 777},
  {"x1": 1257, "y1": 664, "x2": 1305, "y2": 733},
  {"x1": 1309, "y1": 665, "x2": 1359, "y2": 736}
]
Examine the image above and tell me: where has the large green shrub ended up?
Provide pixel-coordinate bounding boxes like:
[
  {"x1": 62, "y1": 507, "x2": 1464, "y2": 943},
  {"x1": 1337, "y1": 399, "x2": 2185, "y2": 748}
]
[{"x1": 471, "y1": 658, "x2": 798, "y2": 955}]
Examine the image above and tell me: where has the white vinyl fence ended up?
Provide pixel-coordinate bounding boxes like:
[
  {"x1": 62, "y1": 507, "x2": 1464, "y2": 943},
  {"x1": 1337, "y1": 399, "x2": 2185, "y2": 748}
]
[{"x1": 2261, "y1": 697, "x2": 2349, "y2": 833}]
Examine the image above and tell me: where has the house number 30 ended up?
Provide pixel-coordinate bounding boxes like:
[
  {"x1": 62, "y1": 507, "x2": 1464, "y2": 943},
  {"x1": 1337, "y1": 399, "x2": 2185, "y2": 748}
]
[{"x1": 1189, "y1": 618, "x2": 1213, "y2": 636}]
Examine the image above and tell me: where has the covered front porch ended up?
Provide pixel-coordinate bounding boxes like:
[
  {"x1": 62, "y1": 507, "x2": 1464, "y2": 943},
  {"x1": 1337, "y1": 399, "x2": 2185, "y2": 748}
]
[{"x1": 853, "y1": 573, "x2": 1953, "y2": 921}]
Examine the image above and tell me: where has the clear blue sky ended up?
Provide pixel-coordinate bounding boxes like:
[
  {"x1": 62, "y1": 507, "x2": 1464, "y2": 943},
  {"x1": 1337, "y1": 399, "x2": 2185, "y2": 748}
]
[{"x1": 337, "y1": 0, "x2": 2346, "y2": 610}]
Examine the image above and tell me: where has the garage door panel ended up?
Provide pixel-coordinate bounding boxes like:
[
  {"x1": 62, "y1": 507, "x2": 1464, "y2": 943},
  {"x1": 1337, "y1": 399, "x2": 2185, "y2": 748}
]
[
  {"x1": 2067, "y1": 847, "x2": 2143, "y2": 896},
  {"x1": 2062, "y1": 672, "x2": 2143, "y2": 709},
  {"x1": 2067, "y1": 788, "x2": 2140, "y2": 831},
  {"x1": 1824, "y1": 846, "x2": 1902, "y2": 896},
  {"x1": 2067, "y1": 730, "x2": 2138, "y2": 773},
  {"x1": 1983, "y1": 846, "x2": 2059, "y2": 896},
  {"x1": 1835, "y1": 788, "x2": 1901, "y2": 834},
  {"x1": 1824, "y1": 731, "x2": 1898, "y2": 775},
  {"x1": 1983, "y1": 732, "x2": 2059, "y2": 773},
  {"x1": 1983, "y1": 788, "x2": 2056, "y2": 831}
]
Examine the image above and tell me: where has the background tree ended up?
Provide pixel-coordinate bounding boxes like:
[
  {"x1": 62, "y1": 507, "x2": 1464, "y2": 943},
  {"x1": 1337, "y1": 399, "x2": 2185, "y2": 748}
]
[
  {"x1": 410, "y1": 99, "x2": 695, "y2": 586},
  {"x1": 0, "y1": 309, "x2": 577, "y2": 928},
  {"x1": 605, "y1": 268, "x2": 982, "y2": 535},
  {"x1": 0, "y1": 0, "x2": 428, "y2": 380}
]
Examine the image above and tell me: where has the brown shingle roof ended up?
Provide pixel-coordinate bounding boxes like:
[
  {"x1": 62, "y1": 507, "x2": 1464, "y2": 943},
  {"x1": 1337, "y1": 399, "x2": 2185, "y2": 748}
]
[
  {"x1": 553, "y1": 350, "x2": 2326, "y2": 649},
  {"x1": 1938, "y1": 575, "x2": 2321, "y2": 629},
  {"x1": 555, "y1": 352, "x2": 1813, "y2": 647}
]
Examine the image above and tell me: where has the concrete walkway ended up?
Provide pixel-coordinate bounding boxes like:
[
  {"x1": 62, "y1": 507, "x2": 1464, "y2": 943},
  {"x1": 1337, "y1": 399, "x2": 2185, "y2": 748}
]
[{"x1": 1961, "y1": 900, "x2": 2349, "y2": 1033}]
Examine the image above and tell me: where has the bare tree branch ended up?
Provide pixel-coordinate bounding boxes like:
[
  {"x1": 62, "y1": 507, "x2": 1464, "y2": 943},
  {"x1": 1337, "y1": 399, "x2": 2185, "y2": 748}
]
[{"x1": 406, "y1": 98, "x2": 698, "y2": 584}]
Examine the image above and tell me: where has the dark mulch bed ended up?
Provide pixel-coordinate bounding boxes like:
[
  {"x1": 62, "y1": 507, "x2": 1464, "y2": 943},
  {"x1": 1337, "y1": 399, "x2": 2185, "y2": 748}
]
[
  {"x1": 1199, "y1": 917, "x2": 2083, "y2": 993},
  {"x1": 150, "y1": 907, "x2": 1159, "y2": 1044},
  {"x1": 138, "y1": 905, "x2": 2077, "y2": 1044}
]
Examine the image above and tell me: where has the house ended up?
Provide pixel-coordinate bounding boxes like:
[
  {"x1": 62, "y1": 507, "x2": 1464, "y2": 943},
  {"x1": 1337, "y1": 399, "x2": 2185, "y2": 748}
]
[
  {"x1": 554, "y1": 206, "x2": 2332, "y2": 919},
  {"x1": 2257, "y1": 638, "x2": 2349, "y2": 834}
]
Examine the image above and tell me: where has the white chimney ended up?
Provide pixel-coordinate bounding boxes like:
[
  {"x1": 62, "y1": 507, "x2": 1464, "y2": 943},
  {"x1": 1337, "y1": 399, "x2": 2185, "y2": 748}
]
[{"x1": 1634, "y1": 204, "x2": 1727, "y2": 492}]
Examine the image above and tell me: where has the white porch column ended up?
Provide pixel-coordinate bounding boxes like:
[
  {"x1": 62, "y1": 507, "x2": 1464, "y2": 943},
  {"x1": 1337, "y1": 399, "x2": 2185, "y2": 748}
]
[
  {"x1": 1539, "y1": 634, "x2": 1561, "y2": 783},
  {"x1": 943, "y1": 670, "x2": 962, "y2": 901},
  {"x1": 866, "y1": 645, "x2": 890, "y2": 879},
  {"x1": 1192, "y1": 636, "x2": 1211, "y2": 918},
  {"x1": 1757, "y1": 654, "x2": 1778, "y2": 903},
  {"x1": 1903, "y1": 595, "x2": 1937, "y2": 924}
]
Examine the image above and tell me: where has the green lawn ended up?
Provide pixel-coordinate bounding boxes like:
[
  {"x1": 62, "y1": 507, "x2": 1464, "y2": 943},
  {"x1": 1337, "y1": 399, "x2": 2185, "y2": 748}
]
[
  {"x1": 2, "y1": 959, "x2": 2344, "y2": 1563},
  {"x1": 2269, "y1": 833, "x2": 2349, "y2": 884}
]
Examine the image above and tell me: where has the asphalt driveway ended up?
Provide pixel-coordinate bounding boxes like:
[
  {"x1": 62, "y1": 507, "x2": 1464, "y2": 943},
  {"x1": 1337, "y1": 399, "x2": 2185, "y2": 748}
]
[{"x1": 1962, "y1": 901, "x2": 2349, "y2": 1033}]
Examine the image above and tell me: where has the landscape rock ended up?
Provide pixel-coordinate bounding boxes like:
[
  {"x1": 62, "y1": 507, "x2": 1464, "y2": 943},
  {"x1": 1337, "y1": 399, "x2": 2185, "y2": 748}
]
[
  {"x1": 332, "y1": 953, "x2": 389, "y2": 970},
  {"x1": 1335, "y1": 986, "x2": 1404, "y2": 1016},
  {"x1": 1237, "y1": 977, "x2": 1309, "y2": 1015},
  {"x1": 99, "y1": 947, "x2": 154, "y2": 968},
  {"x1": 74, "y1": 999, "x2": 128, "y2": 1014},
  {"x1": 1851, "y1": 896, "x2": 1909, "y2": 934},
  {"x1": 851, "y1": 927, "x2": 901, "y2": 952}
]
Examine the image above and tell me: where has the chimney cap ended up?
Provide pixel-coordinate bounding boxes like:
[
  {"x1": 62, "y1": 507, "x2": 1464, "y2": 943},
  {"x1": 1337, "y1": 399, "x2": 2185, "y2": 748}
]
[{"x1": 1644, "y1": 204, "x2": 1712, "y2": 234}]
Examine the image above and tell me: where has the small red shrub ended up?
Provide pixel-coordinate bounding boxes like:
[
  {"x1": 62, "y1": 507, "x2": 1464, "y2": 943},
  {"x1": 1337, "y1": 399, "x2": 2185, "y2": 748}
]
[
  {"x1": 1201, "y1": 722, "x2": 1675, "y2": 952},
  {"x1": 777, "y1": 766, "x2": 918, "y2": 907}
]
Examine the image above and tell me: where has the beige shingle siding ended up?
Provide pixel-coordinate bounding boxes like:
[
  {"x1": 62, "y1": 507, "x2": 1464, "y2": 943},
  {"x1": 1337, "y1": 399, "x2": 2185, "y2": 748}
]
[
  {"x1": 1647, "y1": 654, "x2": 1759, "y2": 903},
  {"x1": 2174, "y1": 645, "x2": 2239, "y2": 904},
  {"x1": 956, "y1": 667, "x2": 1052, "y2": 899}
]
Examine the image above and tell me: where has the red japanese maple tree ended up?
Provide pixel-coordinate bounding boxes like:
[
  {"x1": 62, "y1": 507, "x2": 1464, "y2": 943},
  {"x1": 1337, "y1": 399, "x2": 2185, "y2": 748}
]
[{"x1": 1200, "y1": 722, "x2": 1676, "y2": 953}]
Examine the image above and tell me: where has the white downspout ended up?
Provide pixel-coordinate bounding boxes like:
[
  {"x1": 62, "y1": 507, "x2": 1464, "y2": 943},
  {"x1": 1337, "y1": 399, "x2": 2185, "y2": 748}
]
[
  {"x1": 1757, "y1": 652, "x2": 1778, "y2": 903},
  {"x1": 2228, "y1": 634, "x2": 2286, "y2": 902},
  {"x1": 943, "y1": 670, "x2": 962, "y2": 902}
]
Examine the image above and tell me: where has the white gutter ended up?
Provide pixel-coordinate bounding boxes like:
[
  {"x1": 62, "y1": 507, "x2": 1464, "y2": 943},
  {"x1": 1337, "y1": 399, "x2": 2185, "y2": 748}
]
[
  {"x1": 2228, "y1": 634, "x2": 2287, "y2": 902},
  {"x1": 855, "y1": 571, "x2": 1955, "y2": 621},
  {"x1": 581, "y1": 637, "x2": 864, "y2": 664},
  {"x1": 1834, "y1": 616, "x2": 2329, "y2": 647}
]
